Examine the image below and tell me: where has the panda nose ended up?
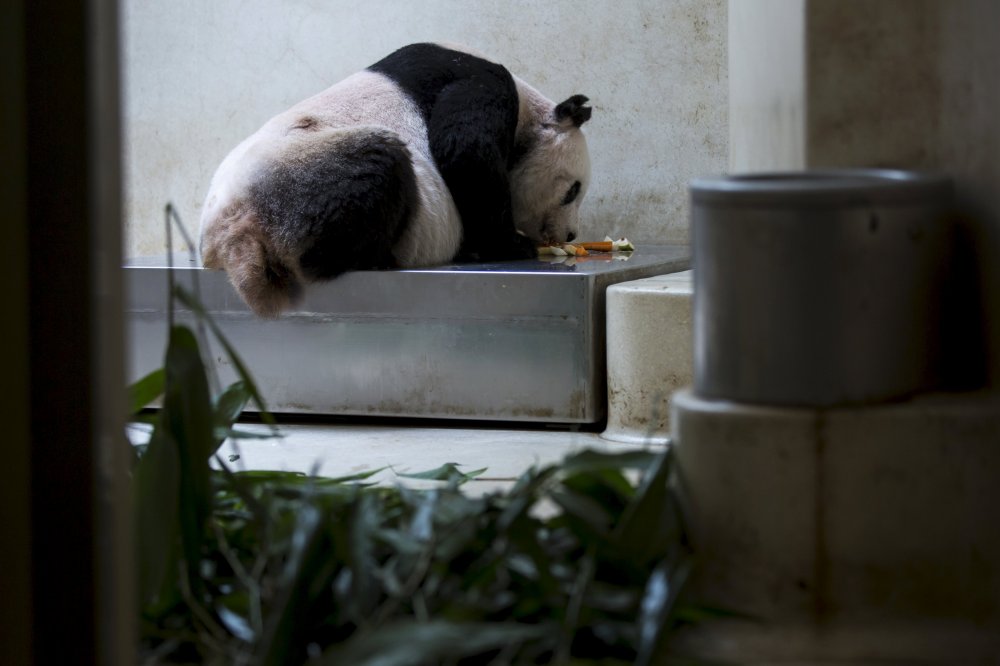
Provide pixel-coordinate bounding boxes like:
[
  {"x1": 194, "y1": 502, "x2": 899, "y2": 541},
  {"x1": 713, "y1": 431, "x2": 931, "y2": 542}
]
[{"x1": 566, "y1": 231, "x2": 576, "y2": 242}]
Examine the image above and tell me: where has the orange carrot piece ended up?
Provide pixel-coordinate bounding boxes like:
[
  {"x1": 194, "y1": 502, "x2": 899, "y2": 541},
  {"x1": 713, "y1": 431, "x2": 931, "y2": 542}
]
[{"x1": 578, "y1": 241, "x2": 614, "y2": 252}]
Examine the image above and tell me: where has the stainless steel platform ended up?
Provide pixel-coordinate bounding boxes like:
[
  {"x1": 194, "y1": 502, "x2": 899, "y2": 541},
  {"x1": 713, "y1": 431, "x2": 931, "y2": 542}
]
[{"x1": 125, "y1": 245, "x2": 690, "y2": 424}]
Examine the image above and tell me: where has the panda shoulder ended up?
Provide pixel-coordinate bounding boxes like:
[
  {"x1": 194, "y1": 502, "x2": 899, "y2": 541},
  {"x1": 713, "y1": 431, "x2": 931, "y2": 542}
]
[{"x1": 433, "y1": 41, "x2": 495, "y2": 62}]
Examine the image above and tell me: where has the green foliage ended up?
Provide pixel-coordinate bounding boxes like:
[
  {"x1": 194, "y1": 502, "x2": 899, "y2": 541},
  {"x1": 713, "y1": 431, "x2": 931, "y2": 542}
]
[{"x1": 131, "y1": 285, "x2": 697, "y2": 665}]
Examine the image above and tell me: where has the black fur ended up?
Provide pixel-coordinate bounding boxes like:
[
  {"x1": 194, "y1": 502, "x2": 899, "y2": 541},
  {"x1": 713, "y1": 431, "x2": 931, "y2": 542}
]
[
  {"x1": 369, "y1": 43, "x2": 535, "y2": 261},
  {"x1": 554, "y1": 95, "x2": 592, "y2": 127},
  {"x1": 248, "y1": 130, "x2": 417, "y2": 280},
  {"x1": 561, "y1": 181, "x2": 582, "y2": 206}
]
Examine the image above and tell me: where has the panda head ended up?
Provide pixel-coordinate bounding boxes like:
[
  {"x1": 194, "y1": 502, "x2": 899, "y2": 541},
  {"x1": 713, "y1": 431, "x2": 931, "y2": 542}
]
[{"x1": 510, "y1": 94, "x2": 592, "y2": 245}]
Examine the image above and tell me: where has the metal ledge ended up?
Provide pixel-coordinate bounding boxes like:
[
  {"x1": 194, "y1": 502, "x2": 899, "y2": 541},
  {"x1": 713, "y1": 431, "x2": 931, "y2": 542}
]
[{"x1": 125, "y1": 245, "x2": 690, "y2": 424}]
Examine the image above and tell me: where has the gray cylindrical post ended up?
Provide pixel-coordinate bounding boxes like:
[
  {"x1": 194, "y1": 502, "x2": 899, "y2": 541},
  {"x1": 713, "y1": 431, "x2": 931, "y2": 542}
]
[{"x1": 690, "y1": 169, "x2": 953, "y2": 406}]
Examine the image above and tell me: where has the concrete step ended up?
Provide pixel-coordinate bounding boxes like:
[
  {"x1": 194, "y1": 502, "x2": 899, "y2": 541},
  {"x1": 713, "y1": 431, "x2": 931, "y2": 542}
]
[
  {"x1": 670, "y1": 388, "x2": 1000, "y2": 663},
  {"x1": 601, "y1": 270, "x2": 693, "y2": 444}
]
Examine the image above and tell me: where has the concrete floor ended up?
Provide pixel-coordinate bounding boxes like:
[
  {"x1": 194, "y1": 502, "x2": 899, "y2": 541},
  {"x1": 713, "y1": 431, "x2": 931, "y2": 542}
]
[{"x1": 128, "y1": 420, "x2": 663, "y2": 496}]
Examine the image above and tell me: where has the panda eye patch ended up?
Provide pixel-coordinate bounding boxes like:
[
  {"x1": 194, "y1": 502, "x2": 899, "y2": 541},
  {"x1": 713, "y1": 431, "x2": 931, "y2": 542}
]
[{"x1": 561, "y1": 181, "x2": 582, "y2": 206}]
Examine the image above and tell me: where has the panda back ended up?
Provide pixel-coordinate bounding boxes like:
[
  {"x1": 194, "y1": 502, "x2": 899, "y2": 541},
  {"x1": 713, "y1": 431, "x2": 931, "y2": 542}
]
[{"x1": 271, "y1": 71, "x2": 463, "y2": 267}]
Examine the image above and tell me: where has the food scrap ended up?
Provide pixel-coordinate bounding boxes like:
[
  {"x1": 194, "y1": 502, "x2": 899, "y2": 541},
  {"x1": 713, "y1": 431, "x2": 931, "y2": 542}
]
[
  {"x1": 538, "y1": 236, "x2": 635, "y2": 256},
  {"x1": 538, "y1": 243, "x2": 588, "y2": 257}
]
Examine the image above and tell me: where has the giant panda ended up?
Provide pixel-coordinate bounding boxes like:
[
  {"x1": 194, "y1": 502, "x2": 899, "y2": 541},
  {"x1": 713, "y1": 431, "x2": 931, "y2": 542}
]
[{"x1": 200, "y1": 42, "x2": 593, "y2": 317}]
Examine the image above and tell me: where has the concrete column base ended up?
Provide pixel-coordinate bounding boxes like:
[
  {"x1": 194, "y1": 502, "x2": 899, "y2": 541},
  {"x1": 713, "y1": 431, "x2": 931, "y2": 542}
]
[
  {"x1": 668, "y1": 388, "x2": 1000, "y2": 663},
  {"x1": 601, "y1": 270, "x2": 693, "y2": 444}
]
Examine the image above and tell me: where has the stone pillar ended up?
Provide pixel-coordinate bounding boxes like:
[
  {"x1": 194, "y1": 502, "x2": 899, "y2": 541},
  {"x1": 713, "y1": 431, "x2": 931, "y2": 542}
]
[
  {"x1": 668, "y1": 2, "x2": 1000, "y2": 661},
  {"x1": 602, "y1": 271, "x2": 693, "y2": 444},
  {"x1": 728, "y1": 0, "x2": 999, "y2": 387}
]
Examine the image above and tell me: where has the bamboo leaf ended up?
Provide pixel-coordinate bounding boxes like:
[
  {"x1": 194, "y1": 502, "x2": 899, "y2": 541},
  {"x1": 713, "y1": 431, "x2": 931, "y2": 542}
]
[
  {"x1": 348, "y1": 491, "x2": 380, "y2": 616},
  {"x1": 256, "y1": 502, "x2": 329, "y2": 666},
  {"x1": 162, "y1": 325, "x2": 216, "y2": 591},
  {"x1": 133, "y1": 424, "x2": 180, "y2": 608},
  {"x1": 559, "y1": 448, "x2": 662, "y2": 474},
  {"x1": 164, "y1": 326, "x2": 216, "y2": 464},
  {"x1": 635, "y1": 559, "x2": 691, "y2": 666},
  {"x1": 672, "y1": 603, "x2": 756, "y2": 624},
  {"x1": 128, "y1": 367, "x2": 165, "y2": 415},
  {"x1": 396, "y1": 462, "x2": 487, "y2": 483},
  {"x1": 497, "y1": 466, "x2": 557, "y2": 532},
  {"x1": 231, "y1": 468, "x2": 387, "y2": 484},
  {"x1": 314, "y1": 620, "x2": 551, "y2": 666},
  {"x1": 550, "y1": 489, "x2": 615, "y2": 539},
  {"x1": 129, "y1": 411, "x2": 160, "y2": 427},
  {"x1": 214, "y1": 427, "x2": 281, "y2": 441},
  {"x1": 614, "y1": 449, "x2": 683, "y2": 565},
  {"x1": 172, "y1": 285, "x2": 277, "y2": 429},
  {"x1": 213, "y1": 380, "x2": 252, "y2": 445},
  {"x1": 216, "y1": 598, "x2": 254, "y2": 643},
  {"x1": 562, "y1": 468, "x2": 634, "y2": 515}
]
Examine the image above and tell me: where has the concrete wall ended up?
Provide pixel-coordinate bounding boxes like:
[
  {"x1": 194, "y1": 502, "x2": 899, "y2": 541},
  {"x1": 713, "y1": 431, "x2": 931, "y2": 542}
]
[
  {"x1": 121, "y1": 0, "x2": 727, "y2": 257},
  {"x1": 727, "y1": 0, "x2": 805, "y2": 172}
]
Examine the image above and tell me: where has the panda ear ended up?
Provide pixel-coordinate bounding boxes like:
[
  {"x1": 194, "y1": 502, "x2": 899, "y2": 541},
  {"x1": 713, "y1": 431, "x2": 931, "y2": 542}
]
[{"x1": 554, "y1": 94, "x2": 592, "y2": 128}]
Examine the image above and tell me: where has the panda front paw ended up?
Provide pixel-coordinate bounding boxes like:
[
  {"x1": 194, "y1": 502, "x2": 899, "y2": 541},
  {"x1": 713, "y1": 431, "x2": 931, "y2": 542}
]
[
  {"x1": 458, "y1": 228, "x2": 539, "y2": 263},
  {"x1": 508, "y1": 231, "x2": 540, "y2": 259},
  {"x1": 478, "y1": 231, "x2": 538, "y2": 261}
]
